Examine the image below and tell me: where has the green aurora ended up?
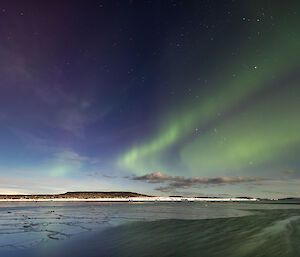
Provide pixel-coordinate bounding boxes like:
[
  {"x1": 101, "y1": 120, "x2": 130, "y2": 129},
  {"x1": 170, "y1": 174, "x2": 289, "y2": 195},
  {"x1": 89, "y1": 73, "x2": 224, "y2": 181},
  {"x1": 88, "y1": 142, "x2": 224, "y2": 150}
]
[
  {"x1": 118, "y1": 7, "x2": 300, "y2": 177},
  {"x1": 1, "y1": 1, "x2": 299, "y2": 197}
]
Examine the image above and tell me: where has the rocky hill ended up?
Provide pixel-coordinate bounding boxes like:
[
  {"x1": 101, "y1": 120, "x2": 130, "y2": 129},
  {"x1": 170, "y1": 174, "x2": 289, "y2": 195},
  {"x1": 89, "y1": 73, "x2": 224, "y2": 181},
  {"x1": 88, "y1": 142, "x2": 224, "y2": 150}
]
[{"x1": 0, "y1": 191, "x2": 149, "y2": 200}]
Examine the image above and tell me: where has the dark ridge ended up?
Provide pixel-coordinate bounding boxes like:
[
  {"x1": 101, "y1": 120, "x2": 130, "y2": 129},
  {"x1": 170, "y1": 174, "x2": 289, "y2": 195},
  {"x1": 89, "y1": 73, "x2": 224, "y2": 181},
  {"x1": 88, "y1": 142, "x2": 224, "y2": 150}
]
[
  {"x1": 278, "y1": 197, "x2": 300, "y2": 201},
  {"x1": 236, "y1": 197, "x2": 255, "y2": 199},
  {"x1": 0, "y1": 191, "x2": 150, "y2": 200}
]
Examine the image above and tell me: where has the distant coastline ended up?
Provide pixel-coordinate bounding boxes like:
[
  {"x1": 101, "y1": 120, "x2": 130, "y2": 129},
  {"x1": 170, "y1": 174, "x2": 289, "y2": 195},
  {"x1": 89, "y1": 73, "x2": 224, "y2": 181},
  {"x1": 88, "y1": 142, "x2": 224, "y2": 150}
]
[
  {"x1": 1, "y1": 192, "x2": 299, "y2": 202},
  {"x1": 0, "y1": 191, "x2": 260, "y2": 202},
  {"x1": 0, "y1": 191, "x2": 147, "y2": 200}
]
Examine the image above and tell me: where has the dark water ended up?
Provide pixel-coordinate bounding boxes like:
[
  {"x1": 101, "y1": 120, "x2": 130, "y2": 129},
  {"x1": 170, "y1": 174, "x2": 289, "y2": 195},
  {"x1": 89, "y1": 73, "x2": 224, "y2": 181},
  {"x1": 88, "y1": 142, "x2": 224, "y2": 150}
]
[{"x1": 0, "y1": 202, "x2": 299, "y2": 257}]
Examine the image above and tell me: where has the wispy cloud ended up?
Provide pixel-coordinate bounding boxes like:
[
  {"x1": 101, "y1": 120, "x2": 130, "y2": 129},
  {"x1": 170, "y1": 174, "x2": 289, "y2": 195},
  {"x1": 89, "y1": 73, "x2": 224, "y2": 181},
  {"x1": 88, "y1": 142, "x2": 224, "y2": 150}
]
[
  {"x1": 0, "y1": 175, "x2": 112, "y2": 195},
  {"x1": 9, "y1": 128, "x2": 101, "y2": 177},
  {"x1": 47, "y1": 150, "x2": 98, "y2": 176},
  {"x1": 130, "y1": 172, "x2": 269, "y2": 192},
  {"x1": 86, "y1": 171, "x2": 99, "y2": 177},
  {"x1": 102, "y1": 174, "x2": 117, "y2": 178},
  {"x1": 53, "y1": 150, "x2": 90, "y2": 162}
]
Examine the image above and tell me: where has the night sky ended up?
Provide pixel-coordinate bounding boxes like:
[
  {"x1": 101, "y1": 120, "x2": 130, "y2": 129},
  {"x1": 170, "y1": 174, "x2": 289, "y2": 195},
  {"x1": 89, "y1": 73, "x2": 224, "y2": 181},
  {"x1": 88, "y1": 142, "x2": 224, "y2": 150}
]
[{"x1": 0, "y1": 0, "x2": 299, "y2": 197}]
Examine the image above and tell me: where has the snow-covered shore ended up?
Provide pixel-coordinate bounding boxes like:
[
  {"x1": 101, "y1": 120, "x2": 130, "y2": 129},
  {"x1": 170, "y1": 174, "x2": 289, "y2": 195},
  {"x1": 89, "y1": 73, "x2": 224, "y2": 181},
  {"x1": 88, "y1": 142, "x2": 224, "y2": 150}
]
[{"x1": 0, "y1": 197, "x2": 257, "y2": 202}]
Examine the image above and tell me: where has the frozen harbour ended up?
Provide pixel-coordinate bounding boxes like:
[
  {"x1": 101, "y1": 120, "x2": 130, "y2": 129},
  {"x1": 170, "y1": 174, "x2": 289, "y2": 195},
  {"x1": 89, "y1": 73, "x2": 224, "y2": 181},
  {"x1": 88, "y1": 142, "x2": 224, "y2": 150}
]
[
  {"x1": 0, "y1": 201, "x2": 300, "y2": 257},
  {"x1": 0, "y1": 201, "x2": 254, "y2": 250}
]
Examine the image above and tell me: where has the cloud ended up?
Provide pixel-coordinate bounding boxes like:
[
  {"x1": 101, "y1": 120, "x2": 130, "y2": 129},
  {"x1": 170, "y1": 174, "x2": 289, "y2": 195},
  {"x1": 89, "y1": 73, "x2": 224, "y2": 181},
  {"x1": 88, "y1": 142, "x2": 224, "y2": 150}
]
[
  {"x1": 47, "y1": 150, "x2": 97, "y2": 176},
  {"x1": 86, "y1": 172, "x2": 116, "y2": 179},
  {"x1": 132, "y1": 171, "x2": 172, "y2": 183},
  {"x1": 130, "y1": 172, "x2": 269, "y2": 192},
  {"x1": 0, "y1": 175, "x2": 112, "y2": 195},
  {"x1": 102, "y1": 174, "x2": 117, "y2": 178},
  {"x1": 54, "y1": 151, "x2": 90, "y2": 162},
  {"x1": 86, "y1": 171, "x2": 99, "y2": 177},
  {"x1": 10, "y1": 128, "x2": 101, "y2": 176},
  {"x1": 56, "y1": 107, "x2": 94, "y2": 137},
  {"x1": 283, "y1": 169, "x2": 296, "y2": 175}
]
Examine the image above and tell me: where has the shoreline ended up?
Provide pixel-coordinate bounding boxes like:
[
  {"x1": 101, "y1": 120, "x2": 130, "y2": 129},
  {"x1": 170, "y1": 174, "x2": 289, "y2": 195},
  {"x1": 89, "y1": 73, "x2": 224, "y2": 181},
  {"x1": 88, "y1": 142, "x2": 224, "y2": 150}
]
[{"x1": 0, "y1": 197, "x2": 258, "y2": 202}]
